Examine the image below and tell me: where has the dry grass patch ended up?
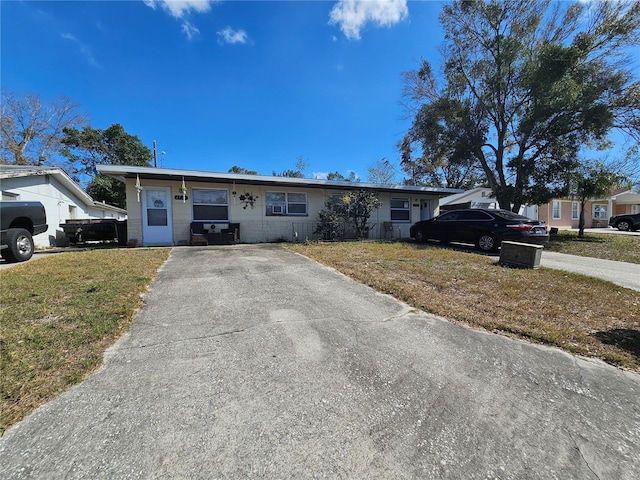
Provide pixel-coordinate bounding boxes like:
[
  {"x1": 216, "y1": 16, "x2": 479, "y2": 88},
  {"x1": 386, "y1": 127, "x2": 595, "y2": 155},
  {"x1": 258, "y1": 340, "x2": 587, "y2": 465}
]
[
  {"x1": 0, "y1": 248, "x2": 170, "y2": 434},
  {"x1": 288, "y1": 241, "x2": 640, "y2": 371},
  {"x1": 546, "y1": 231, "x2": 640, "y2": 264}
]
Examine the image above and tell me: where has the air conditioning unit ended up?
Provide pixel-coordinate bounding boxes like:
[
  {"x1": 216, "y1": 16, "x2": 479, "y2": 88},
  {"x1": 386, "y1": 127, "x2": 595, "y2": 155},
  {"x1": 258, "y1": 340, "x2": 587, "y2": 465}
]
[{"x1": 271, "y1": 205, "x2": 284, "y2": 215}]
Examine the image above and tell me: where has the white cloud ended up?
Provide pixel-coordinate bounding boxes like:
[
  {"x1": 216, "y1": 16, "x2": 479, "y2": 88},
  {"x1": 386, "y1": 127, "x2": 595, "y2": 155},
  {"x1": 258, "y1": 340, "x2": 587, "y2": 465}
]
[
  {"x1": 143, "y1": 0, "x2": 214, "y2": 19},
  {"x1": 144, "y1": 0, "x2": 216, "y2": 39},
  {"x1": 329, "y1": 0, "x2": 408, "y2": 40},
  {"x1": 182, "y1": 21, "x2": 200, "y2": 40},
  {"x1": 61, "y1": 33, "x2": 101, "y2": 68},
  {"x1": 314, "y1": 172, "x2": 329, "y2": 180},
  {"x1": 217, "y1": 26, "x2": 248, "y2": 45}
]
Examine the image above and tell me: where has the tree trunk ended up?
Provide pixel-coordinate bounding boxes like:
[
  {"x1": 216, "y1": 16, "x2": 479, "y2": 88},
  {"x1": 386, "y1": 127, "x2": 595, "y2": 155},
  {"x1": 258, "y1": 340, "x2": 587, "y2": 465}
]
[{"x1": 578, "y1": 200, "x2": 586, "y2": 238}]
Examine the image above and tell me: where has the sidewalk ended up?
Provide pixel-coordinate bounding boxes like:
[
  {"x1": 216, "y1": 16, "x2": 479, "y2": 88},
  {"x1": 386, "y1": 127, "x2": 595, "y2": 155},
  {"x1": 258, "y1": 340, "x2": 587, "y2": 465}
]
[{"x1": 540, "y1": 251, "x2": 640, "y2": 291}]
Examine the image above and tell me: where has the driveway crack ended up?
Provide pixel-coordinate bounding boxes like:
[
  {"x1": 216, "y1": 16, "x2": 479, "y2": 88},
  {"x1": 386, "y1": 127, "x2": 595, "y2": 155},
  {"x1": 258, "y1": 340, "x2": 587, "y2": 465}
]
[
  {"x1": 120, "y1": 325, "x2": 261, "y2": 350},
  {"x1": 568, "y1": 432, "x2": 600, "y2": 480}
]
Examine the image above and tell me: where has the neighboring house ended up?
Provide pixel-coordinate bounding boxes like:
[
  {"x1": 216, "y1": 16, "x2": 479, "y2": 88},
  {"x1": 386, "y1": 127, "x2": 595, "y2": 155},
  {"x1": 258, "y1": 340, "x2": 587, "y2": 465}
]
[
  {"x1": 96, "y1": 165, "x2": 463, "y2": 246},
  {"x1": 610, "y1": 188, "x2": 640, "y2": 216},
  {"x1": 439, "y1": 187, "x2": 539, "y2": 218},
  {"x1": 538, "y1": 188, "x2": 640, "y2": 230},
  {"x1": 440, "y1": 187, "x2": 498, "y2": 211},
  {"x1": 0, "y1": 165, "x2": 127, "y2": 247}
]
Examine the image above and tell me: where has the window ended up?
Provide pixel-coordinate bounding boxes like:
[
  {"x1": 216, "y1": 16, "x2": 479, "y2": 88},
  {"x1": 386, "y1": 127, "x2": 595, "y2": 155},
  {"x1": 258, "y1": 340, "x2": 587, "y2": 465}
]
[
  {"x1": 438, "y1": 211, "x2": 460, "y2": 222},
  {"x1": 390, "y1": 198, "x2": 410, "y2": 221},
  {"x1": 459, "y1": 210, "x2": 493, "y2": 221},
  {"x1": 146, "y1": 189, "x2": 169, "y2": 226},
  {"x1": 266, "y1": 192, "x2": 307, "y2": 216},
  {"x1": 592, "y1": 204, "x2": 608, "y2": 220},
  {"x1": 632, "y1": 205, "x2": 639, "y2": 215},
  {"x1": 571, "y1": 202, "x2": 579, "y2": 220},
  {"x1": 2, "y1": 191, "x2": 19, "y2": 200},
  {"x1": 494, "y1": 210, "x2": 529, "y2": 221},
  {"x1": 332, "y1": 193, "x2": 346, "y2": 205},
  {"x1": 552, "y1": 201, "x2": 561, "y2": 219},
  {"x1": 192, "y1": 189, "x2": 229, "y2": 221}
]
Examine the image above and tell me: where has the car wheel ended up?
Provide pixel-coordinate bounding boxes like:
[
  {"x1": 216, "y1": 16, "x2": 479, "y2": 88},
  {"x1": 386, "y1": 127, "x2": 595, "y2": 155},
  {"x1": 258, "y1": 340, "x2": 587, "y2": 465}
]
[
  {"x1": 2, "y1": 228, "x2": 34, "y2": 263},
  {"x1": 414, "y1": 229, "x2": 426, "y2": 243},
  {"x1": 476, "y1": 233, "x2": 498, "y2": 252},
  {"x1": 616, "y1": 220, "x2": 631, "y2": 231}
]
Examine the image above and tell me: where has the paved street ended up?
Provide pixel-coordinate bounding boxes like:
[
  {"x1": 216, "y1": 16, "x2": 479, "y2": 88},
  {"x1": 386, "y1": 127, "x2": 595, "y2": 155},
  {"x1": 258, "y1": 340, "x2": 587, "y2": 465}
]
[{"x1": 1, "y1": 244, "x2": 639, "y2": 479}]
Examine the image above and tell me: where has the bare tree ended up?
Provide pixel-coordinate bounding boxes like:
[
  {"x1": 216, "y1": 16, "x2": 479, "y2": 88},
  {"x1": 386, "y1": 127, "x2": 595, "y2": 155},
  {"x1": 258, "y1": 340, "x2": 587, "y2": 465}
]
[
  {"x1": 1, "y1": 90, "x2": 88, "y2": 166},
  {"x1": 367, "y1": 159, "x2": 399, "y2": 184}
]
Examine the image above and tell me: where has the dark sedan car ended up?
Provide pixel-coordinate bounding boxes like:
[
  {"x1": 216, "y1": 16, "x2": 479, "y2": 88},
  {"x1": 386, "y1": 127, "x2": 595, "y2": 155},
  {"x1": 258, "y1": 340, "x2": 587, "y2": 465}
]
[
  {"x1": 409, "y1": 208, "x2": 550, "y2": 252},
  {"x1": 608, "y1": 212, "x2": 640, "y2": 231}
]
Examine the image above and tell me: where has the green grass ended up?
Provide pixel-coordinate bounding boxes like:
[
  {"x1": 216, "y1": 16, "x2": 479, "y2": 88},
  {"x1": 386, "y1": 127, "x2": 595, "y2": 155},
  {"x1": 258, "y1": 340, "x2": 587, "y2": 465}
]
[
  {"x1": 288, "y1": 241, "x2": 640, "y2": 373},
  {"x1": 546, "y1": 230, "x2": 640, "y2": 263},
  {"x1": 0, "y1": 248, "x2": 170, "y2": 434}
]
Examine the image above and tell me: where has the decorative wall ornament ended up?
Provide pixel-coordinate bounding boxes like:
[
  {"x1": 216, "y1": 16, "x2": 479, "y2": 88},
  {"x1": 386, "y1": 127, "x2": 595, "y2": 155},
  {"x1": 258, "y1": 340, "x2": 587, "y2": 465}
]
[
  {"x1": 135, "y1": 174, "x2": 143, "y2": 202},
  {"x1": 180, "y1": 177, "x2": 187, "y2": 203},
  {"x1": 239, "y1": 192, "x2": 258, "y2": 209}
]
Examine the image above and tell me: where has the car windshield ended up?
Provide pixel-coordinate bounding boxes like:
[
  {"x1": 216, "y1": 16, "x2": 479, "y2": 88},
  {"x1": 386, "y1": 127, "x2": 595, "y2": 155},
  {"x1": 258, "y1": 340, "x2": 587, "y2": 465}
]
[{"x1": 492, "y1": 210, "x2": 531, "y2": 221}]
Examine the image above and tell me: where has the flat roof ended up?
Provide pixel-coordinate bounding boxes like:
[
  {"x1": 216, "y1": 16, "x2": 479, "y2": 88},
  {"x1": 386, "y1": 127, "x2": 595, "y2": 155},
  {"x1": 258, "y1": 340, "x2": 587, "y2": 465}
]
[{"x1": 96, "y1": 165, "x2": 463, "y2": 197}]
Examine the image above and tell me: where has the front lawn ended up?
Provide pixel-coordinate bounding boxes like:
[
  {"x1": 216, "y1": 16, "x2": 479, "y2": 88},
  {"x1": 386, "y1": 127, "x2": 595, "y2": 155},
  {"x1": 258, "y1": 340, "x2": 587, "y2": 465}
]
[
  {"x1": 0, "y1": 248, "x2": 170, "y2": 434},
  {"x1": 546, "y1": 230, "x2": 640, "y2": 263},
  {"x1": 288, "y1": 241, "x2": 640, "y2": 372}
]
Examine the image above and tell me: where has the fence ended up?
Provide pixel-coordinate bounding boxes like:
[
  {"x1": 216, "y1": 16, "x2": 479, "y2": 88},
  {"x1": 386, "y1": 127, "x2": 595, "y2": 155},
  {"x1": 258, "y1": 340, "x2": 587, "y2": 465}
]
[{"x1": 291, "y1": 222, "x2": 403, "y2": 242}]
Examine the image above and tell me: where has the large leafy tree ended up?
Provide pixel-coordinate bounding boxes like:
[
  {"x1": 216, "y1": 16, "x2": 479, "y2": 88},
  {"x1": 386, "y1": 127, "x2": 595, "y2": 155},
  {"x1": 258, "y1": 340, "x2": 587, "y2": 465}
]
[
  {"x1": 0, "y1": 90, "x2": 88, "y2": 166},
  {"x1": 273, "y1": 156, "x2": 309, "y2": 178},
  {"x1": 228, "y1": 165, "x2": 258, "y2": 175},
  {"x1": 61, "y1": 124, "x2": 152, "y2": 208},
  {"x1": 570, "y1": 162, "x2": 628, "y2": 238},
  {"x1": 401, "y1": 0, "x2": 640, "y2": 211},
  {"x1": 327, "y1": 171, "x2": 360, "y2": 182}
]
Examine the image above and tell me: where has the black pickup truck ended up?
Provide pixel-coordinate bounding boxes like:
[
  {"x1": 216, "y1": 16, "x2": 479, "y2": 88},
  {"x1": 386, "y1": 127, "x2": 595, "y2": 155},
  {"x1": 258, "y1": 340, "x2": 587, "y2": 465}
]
[
  {"x1": 0, "y1": 201, "x2": 48, "y2": 263},
  {"x1": 608, "y1": 212, "x2": 640, "y2": 231}
]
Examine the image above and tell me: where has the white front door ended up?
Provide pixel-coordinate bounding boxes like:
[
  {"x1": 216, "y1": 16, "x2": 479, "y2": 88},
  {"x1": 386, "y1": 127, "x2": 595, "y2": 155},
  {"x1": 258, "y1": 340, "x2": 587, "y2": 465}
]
[
  {"x1": 142, "y1": 187, "x2": 173, "y2": 245},
  {"x1": 420, "y1": 199, "x2": 433, "y2": 221}
]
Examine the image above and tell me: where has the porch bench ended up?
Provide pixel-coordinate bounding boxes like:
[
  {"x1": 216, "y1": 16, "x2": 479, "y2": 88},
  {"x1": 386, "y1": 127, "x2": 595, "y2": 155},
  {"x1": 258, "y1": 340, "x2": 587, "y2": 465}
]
[{"x1": 190, "y1": 223, "x2": 240, "y2": 245}]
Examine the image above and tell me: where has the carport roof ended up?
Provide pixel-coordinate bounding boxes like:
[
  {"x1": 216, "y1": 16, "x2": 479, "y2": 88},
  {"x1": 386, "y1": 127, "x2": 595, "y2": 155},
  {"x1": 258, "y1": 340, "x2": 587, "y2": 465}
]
[{"x1": 96, "y1": 165, "x2": 464, "y2": 197}]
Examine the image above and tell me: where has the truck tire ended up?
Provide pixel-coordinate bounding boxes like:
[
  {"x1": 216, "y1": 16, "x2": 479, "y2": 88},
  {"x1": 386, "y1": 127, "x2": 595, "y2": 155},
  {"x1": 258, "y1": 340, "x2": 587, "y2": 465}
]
[{"x1": 2, "y1": 228, "x2": 35, "y2": 263}]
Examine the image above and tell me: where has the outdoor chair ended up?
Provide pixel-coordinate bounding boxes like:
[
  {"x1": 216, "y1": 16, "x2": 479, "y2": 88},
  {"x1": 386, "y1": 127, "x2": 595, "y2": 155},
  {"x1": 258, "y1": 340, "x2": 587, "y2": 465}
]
[
  {"x1": 221, "y1": 223, "x2": 240, "y2": 243},
  {"x1": 190, "y1": 222, "x2": 208, "y2": 246}
]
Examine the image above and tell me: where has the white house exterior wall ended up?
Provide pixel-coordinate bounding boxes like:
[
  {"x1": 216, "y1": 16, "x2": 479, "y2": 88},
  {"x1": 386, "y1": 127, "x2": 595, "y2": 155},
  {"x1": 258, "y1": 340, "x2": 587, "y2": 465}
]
[
  {"x1": 1, "y1": 173, "x2": 123, "y2": 247},
  {"x1": 125, "y1": 178, "x2": 439, "y2": 246}
]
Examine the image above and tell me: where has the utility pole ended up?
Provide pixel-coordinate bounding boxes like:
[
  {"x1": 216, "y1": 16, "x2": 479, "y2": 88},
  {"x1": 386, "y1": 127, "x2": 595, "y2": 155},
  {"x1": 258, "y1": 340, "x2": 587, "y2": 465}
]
[{"x1": 153, "y1": 140, "x2": 157, "y2": 168}]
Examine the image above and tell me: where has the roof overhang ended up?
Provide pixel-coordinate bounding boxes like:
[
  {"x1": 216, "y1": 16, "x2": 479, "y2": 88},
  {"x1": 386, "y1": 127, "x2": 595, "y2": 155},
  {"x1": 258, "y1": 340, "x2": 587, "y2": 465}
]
[
  {"x1": 611, "y1": 190, "x2": 640, "y2": 204},
  {"x1": 440, "y1": 187, "x2": 493, "y2": 205},
  {"x1": 96, "y1": 165, "x2": 464, "y2": 197},
  {"x1": 1, "y1": 165, "x2": 95, "y2": 205}
]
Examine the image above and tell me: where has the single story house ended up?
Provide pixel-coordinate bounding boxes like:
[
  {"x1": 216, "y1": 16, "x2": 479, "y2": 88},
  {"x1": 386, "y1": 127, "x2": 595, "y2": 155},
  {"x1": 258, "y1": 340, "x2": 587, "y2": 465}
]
[
  {"x1": 439, "y1": 187, "x2": 539, "y2": 218},
  {"x1": 96, "y1": 165, "x2": 463, "y2": 246},
  {"x1": 538, "y1": 188, "x2": 640, "y2": 230},
  {"x1": 1, "y1": 165, "x2": 127, "y2": 247}
]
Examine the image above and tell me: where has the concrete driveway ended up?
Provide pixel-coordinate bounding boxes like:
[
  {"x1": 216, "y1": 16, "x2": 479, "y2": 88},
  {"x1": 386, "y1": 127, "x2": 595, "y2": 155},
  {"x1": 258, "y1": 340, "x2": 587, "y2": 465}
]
[
  {"x1": 1, "y1": 244, "x2": 639, "y2": 479},
  {"x1": 540, "y1": 251, "x2": 640, "y2": 291}
]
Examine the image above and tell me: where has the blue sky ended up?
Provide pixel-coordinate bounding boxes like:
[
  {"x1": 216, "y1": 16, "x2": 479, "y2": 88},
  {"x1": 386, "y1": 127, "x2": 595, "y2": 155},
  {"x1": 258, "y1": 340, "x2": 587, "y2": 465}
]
[{"x1": 2, "y1": 0, "x2": 446, "y2": 181}]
